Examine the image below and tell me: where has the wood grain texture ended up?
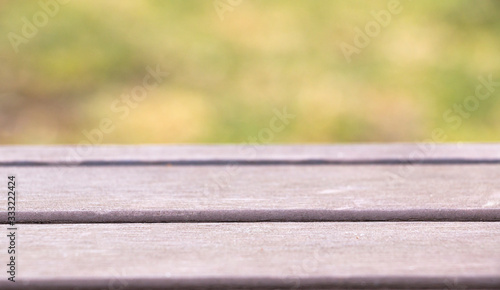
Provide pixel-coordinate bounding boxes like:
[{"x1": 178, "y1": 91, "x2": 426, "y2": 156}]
[
  {"x1": 1, "y1": 165, "x2": 499, "y2": 222},
  {"x1": 0, "y1": 144, "x2": 499, "y2": 165},
  {"x1": 0, "y1": 145, "x2": 499, "y2": 288},
  {"x1": 1, "y1": 222, "x2": 499, "y2": 289}
]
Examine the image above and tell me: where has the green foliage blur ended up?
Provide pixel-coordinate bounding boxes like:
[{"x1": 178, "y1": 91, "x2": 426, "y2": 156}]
[{"x1": 1, "y1": 0, "x2": 499, "y2": 144}]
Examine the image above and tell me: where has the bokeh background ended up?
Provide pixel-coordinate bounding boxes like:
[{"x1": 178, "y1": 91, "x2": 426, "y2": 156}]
[{"x1": 1, "y1": 0, "x2": 499, "y2": 144}]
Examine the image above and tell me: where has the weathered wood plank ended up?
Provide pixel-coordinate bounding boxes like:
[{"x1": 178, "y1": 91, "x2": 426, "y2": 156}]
[
  {"x1": 1, "y1": 165, "x2": 499, "y2": 222},
  {"x1": 0, "y1": 144, "x2": 499, "y2": 165},
  {"x1": 1, "y1": 222, "x2": 499, "y2": 289}
]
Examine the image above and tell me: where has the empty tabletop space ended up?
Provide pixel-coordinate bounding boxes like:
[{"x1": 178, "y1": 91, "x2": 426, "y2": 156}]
[
  {"x1": 1, "y1": 144, "x2": 499, "y2": 289},
  {"x1": 1, "y1": 222, "x2": 500, "y2": 289}
]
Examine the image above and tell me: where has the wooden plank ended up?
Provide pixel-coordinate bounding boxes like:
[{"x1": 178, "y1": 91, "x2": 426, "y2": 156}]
[
  {"x1": 1, "y1": 165, "x2": 499, "y2": 223},
  {"x1": 0, "y1": 144, "x2": 499, "y2": 165},
  {"x1": 1, "y1": 222, "x2": 499, "y2": 289}
]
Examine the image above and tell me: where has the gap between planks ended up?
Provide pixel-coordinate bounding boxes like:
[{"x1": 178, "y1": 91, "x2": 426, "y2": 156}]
[
  {"x1": 3, "y1": 159, "x2": 500, "y2": 167},
  {"x1": 2, "y1": 276, "x2": 500, "y2": 289},
  {"x1": 5, "y1": 209, "x2": 500, "y2": 224}
]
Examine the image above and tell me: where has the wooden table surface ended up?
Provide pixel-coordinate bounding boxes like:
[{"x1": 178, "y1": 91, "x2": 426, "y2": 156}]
[{"x1": 1, "y1": 144, "x2": 499, "y2": 289}]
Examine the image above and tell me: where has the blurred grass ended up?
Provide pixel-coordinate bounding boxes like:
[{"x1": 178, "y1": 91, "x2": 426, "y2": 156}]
[{"x1": 0, "y1": 0, "x2": 499, "y2": 144}]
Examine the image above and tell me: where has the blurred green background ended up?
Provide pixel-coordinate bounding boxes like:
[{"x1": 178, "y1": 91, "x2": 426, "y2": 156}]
[{"x1": 0, "y1": 0, "x2": 499, "y2": 144}]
